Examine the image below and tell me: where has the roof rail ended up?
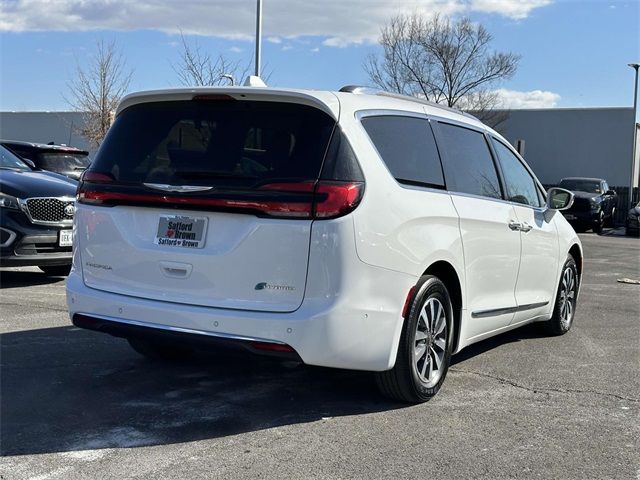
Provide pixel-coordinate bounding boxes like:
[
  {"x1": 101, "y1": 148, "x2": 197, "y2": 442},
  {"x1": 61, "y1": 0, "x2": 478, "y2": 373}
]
[
  {"x1": 338, "y1": 84, "x2": 477, "y2": 120},
  {"x1": 338, "y1": 85, "x2": 378, "y2": 94},
  {"x1": 377, "y1": 91, "x2": 477, "y2": 119}
]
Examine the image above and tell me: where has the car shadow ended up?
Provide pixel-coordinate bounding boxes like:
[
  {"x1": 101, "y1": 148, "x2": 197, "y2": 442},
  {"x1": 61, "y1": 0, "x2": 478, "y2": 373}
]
[
  {"x1": 1, "y1": 322, "x2": 551, "y2": 457},
  {"x1": 0, "y1": 269, "x2": 66, "y2": 289},
  {"x1": 1, "y1": 325, "x2": 405, "y2": 456},
  {"x1": 451, "y1": 323, "x2": 547, "y2": 366}
]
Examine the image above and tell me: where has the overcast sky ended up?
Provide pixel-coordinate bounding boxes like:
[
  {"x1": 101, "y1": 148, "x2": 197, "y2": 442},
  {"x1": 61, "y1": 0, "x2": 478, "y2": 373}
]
[{"x1": 0, "y1": 0, "x2": 638, "y2": 111}]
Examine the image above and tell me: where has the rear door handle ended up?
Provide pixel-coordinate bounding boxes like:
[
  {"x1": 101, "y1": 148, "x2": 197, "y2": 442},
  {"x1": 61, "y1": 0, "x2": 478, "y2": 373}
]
[{"x1": 508, "y1": 220, "x2": 522, "y2": 231}]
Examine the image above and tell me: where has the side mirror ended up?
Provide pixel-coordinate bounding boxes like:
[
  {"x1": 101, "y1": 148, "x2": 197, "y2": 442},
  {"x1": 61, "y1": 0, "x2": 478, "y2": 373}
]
[
  {"x1": 546, "y1": 187, "x2": 574, "y2": 211},
  {"x1": 606, "y1": 189, "x2": 616, "y2": 196}
]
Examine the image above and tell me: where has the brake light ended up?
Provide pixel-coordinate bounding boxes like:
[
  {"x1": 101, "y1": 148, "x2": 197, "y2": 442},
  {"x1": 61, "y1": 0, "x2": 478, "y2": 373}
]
[
  {"x1": 314, "y1": 182, "x2": 364, "y2": 218},
  {"x1": 192, "y1": 94, "x2": 236, "y2": 102},
  {"x1": 80, "y1": 171, "x2": 114, "y2": 183},
  {"x1": 77, "y1": 180, "x2": 364, "y2": 219}
]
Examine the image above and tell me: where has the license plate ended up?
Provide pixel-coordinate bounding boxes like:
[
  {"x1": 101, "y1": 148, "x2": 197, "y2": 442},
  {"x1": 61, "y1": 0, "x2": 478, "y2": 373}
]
[
  {"x1": 155, "y1": 215, "x2": 207, "y2": 249},
  {"x1": 564, "y1": 214, "x2": 576, "y2": 220},
  {"x1": 59, "y1": 230, "x2": 73, "y2": 247}
]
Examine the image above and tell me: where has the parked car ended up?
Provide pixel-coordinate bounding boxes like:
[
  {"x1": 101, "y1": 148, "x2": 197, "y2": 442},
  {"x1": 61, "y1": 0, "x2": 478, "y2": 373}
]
[
  {"x1": 1, "y1": 140, "x2": 90, "y2": 180},
  {"x1": 0, "y1": 144, "x2": 76, "y2": 275},
  {"x1": 557, "y1": 177, "x2": 617, "y2": 233},
  {"x1": 626, "y1": 201, "x2": 640, "y2": 236},
  {"x1": 67, "y1": 86, "x2": 583, "y2": 402}
]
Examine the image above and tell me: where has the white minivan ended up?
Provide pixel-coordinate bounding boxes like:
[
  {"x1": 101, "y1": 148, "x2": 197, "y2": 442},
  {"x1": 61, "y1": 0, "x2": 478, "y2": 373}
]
[{"x1": 66, "y1": 85, "x2": 582, "y2": 402}]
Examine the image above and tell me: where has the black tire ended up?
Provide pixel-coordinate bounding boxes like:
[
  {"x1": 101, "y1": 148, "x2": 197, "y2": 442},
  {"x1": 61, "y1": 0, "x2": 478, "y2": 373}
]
[
  {"x1": 38, "y1": 265, "x2": 72, "y2": 276},
  {"x1": 543, "y1": 255, "x2": 579, "y2": 336},
  {"x1": 592, "y1": 210, "x2": 604, "y2": 234},
  {"x1": 606, "y1": 207, "x2": 616, "y2": 228},
  {"x1": 375, "y1": 275, "x2": 454, "y2": 403},
  {"x1": 127, "y1": 337, "x2": 194, "y2": 362}
]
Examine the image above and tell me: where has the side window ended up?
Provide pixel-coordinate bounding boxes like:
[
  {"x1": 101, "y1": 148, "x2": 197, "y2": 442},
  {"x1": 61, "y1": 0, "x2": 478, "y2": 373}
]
[
  {"x1": 437, "y1": 123, "x2": 502, "y2": 199},
  {"x1": 602, "y1": 181, "x2": 609, "y2": 193},
  {"x1": 361, "y1": 115, "x2": 445, "y2": 188},
  {"x1": 491, "y1": 138, "x2": 542, "y2": 207}
]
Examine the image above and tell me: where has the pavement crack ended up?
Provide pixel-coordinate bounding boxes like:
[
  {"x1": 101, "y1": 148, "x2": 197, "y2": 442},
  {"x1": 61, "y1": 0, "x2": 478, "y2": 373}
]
[{"x1": 450, "y1": 367, "x2": 639, "y2": 403}]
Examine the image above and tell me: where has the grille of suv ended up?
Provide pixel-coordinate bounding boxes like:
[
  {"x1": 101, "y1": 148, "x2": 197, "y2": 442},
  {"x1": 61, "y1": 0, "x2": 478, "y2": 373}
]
[{"x1": 25, "y1": 198, "x2": 74, "y2": 224}]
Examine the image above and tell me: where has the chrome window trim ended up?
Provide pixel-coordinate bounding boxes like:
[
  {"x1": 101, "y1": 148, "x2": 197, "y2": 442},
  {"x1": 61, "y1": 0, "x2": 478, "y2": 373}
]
[
  {"x1": 19, "y1": 196, "x2": 76, "y2": 226},
  {"x1": 75, "y1": 312, "x2": 288, "y2": 345}
]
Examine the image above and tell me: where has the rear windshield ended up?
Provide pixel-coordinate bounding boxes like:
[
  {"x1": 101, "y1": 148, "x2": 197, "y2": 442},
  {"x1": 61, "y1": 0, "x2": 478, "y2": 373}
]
[
  {"x1": 39, "y1": 152, "x2": 90, "y2": 171},
  {"x1": 91, "y1": 100, "x2": 336, "y2": 188},
  {"x1": 558, "y1": 179, "x2": 601, "y2": 194}
]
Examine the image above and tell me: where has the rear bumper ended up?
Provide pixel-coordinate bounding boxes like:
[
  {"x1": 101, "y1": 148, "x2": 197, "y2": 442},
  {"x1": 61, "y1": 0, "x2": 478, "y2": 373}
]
[
  {"x1": 72, "y1": 313, "x2": 302, "y2": 360},
  {"x1": 562, "y1": 210, "x2": 599, "y2": 224},
  {"x1": 66, "y1": 257, "x2": 416, "y2": 371}
]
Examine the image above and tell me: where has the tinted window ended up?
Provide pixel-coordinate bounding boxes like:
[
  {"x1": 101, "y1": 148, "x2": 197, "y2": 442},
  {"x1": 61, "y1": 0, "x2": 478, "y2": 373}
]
[
  {"x1": 558, "y1": 179, "x2": 602, "y2": 194},
  {"x1": 0, "y1": 145, "x2": 30, "y2": 171},
  {"x1": 361, "y1": 115, "x2": 445, "y2": 188},
  {"x1": 491, "y1": 139, "x2": 542, "y2": 207},
  {"x1": 39, "y1": 152, "x2": 90, "y2": 171},
  {"x1": 92, "y1": 100, "x2": 335, "y2": 188},
  {"x1": 437, "y1": 123, "x2": 501, "y2": 199}
]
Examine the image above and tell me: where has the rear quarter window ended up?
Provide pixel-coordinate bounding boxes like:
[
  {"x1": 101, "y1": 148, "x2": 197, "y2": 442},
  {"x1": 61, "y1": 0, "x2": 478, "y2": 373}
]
[{"x1": 360, "y1": 115, "x2": 445, "y2": 188}]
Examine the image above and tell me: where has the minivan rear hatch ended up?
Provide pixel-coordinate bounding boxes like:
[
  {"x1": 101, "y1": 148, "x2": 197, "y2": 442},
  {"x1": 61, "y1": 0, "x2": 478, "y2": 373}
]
[{"x1": 76, "y1": 94, "x2": 360, "y2": 313}]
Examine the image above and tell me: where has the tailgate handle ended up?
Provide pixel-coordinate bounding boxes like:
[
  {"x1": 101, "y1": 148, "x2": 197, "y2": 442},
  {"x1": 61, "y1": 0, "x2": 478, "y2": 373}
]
[{"x1": 159, "y1": 261, "x2": 193, "y2": 279}]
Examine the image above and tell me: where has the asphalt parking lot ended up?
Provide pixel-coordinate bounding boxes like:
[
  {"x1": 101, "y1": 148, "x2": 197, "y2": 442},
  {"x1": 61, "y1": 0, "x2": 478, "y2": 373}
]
[{"x1": 1, "y1": 231, "x2": 638, "y2": 480}]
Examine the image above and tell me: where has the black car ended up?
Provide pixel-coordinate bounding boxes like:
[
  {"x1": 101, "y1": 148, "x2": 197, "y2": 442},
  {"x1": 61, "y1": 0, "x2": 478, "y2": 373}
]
[
  {"x1": 0, "y1": 145, "x2": 76, "y2": 276},
  {"x1": 558, "y1": 177, "x2": 618, "y2": 233},
  {"x1": 1, "y1": 140, "x2": 90, "y2": 180},
  {"x1": 626, "y1": 201, "x2": 640, "y2": 236}
]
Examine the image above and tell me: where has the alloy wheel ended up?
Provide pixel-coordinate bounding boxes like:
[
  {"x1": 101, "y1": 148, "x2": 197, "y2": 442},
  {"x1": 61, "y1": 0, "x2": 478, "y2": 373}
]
[
  {"x1": 414, "y1": 297, "x2": 448, "y2": 388},
  {"x1": 559, "y1": 267, "x2": 576, "y2": 328}
]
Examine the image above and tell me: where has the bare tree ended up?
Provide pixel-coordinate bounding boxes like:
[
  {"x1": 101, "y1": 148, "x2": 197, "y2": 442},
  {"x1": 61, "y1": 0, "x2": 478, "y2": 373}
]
[
  {"x1": 172, "y1": 34, "x2": 251, "y2": 87},
  {"x1": 66, "y1": 40, "x2": 132, "y2": 148},
  {"x1": 365, "y1": 13, "x2": 520, "y2": 126}
]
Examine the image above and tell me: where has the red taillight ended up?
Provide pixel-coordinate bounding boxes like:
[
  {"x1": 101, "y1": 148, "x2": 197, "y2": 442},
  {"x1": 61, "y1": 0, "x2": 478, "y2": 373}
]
[
  {"x1": 77, "y1": 171, "x2": 114, "y2": 197},
  {"x1": 314, "y1": 181, "x2": 364, "y2": 218},
  {"x1": 79, "y1": 171, "x2": 114, "y2": 183},
  {"x1": 78, "y1": 179, "x2": 364, "y2": 219}
]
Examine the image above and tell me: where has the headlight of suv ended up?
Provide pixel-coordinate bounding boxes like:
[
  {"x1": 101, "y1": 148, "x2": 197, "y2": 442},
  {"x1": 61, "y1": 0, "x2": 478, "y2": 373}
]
[
  {"x1": 0, "y1": 192, "x2": 20, "y2": 210},
  {"x1": 590, "y1": 198, "x2": 600, "y2": 209}
]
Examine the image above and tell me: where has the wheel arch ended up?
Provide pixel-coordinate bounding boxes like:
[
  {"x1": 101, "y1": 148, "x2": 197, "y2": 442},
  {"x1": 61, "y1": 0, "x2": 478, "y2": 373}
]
[
  {"x1": 568, "y1": 243, "x2": 583, "y2": 281},
  {"x1": 423, "y1": 260, "x2": 463, "y2": 355}
]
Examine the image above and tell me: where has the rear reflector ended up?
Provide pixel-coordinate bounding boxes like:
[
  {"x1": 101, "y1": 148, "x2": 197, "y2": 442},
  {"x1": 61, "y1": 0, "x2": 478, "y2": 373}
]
[
  {"x1": 250, "y1": 341, "x2": 296, "y2": 353},
  {"x1": 402, "y1": 287, "x2": 415, "y2": 318}
]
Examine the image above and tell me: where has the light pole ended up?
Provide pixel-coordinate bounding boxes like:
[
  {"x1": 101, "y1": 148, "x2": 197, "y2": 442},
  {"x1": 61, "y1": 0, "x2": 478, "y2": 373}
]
[
  {"x1": 255, "y1": 0, "x2": 263, "y2": 77},
  {"x1": 629, "y1": 63, "x2": 639, "y2": 208}
]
